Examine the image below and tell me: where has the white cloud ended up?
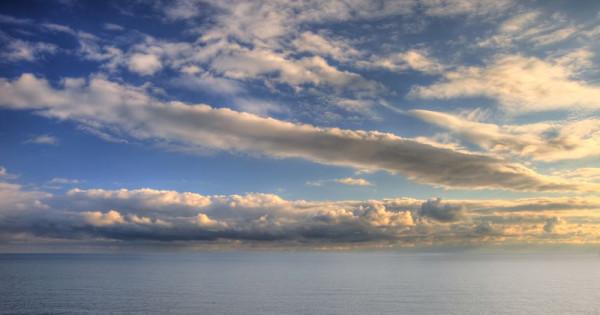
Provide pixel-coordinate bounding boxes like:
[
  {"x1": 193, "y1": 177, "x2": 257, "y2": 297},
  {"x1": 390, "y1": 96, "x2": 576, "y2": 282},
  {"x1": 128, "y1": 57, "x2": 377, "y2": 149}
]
[
  {"x1": 410, "y1": 54, "x2": 600, "y2": 113},
  {"x1": 335, "y1": 177, "x2": 373, "y2": 186},
  {"x1": 127, "y1": 53, "x2": 163, "y2": 75}
]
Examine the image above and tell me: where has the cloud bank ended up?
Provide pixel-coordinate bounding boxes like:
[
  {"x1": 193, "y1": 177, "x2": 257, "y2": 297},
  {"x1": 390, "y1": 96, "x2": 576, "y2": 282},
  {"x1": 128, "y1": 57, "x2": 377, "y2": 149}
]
[{"x1": 1, "y1": 183, "x2": 600, "y2": 247}]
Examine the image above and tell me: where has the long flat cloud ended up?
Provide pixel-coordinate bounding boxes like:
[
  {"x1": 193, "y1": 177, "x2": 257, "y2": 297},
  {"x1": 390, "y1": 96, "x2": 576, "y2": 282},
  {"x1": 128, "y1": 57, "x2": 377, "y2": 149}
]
[{"x1": 0, "y1": 73, "x2": 593, "y2": 192}]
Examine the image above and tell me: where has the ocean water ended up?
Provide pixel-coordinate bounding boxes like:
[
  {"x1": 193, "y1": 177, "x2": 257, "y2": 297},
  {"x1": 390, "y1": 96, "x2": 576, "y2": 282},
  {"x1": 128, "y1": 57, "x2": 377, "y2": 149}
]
[{"x1": 1, "y1": 252, "x2": 599, "y2": 314}]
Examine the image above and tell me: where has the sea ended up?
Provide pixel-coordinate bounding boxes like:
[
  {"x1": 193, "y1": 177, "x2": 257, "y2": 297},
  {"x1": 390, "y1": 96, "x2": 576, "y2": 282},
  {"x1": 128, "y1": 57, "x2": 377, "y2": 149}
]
[{"x1": 1, "y1": 251, "x2": 599, "y2": 314}]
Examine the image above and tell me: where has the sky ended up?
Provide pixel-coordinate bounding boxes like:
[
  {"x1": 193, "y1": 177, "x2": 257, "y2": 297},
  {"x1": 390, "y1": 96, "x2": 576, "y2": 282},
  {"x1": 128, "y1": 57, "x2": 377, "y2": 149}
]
[{"x1": 1, "y1": 0, "x2": 600, "y2": 250}]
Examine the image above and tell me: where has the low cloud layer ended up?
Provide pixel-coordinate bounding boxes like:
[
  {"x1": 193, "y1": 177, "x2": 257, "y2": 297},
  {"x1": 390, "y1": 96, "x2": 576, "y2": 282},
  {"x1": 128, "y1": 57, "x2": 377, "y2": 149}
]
[{"x1": 1, "y1": 182, "x2": 600, "y2": 247}]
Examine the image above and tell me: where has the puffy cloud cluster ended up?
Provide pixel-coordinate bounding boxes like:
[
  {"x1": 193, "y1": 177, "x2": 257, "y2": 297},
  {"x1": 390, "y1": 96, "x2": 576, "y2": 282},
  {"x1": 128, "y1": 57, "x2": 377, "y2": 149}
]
[
  {"x1": 0, "y1": 73, "x2": 591, "y2": 192},
  {"x1": 1, "y1": 181, "x2": 600, "y2": 247},
  {"x1": 0, "y1": 0, "x2": 520, "y2": 115}
]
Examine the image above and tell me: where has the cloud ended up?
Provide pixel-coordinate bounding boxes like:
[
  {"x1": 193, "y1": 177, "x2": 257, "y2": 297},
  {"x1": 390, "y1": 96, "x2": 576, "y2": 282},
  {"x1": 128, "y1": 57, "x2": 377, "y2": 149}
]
[
  {"x1": 410, "y1": 54, "x2": 600, "y2": 113},
  {"x1": 335, "y1": 177, "x2": 373, "y2": 186},
  {"x1": 543, "y1": 217, "x2": 564, "y2": 233},
  {"x1": 24, "y1": 134, "x2": 59, "y2": 145},
  {"x1": 46, "y1": 178, "x2": 81, "y2": 189},
  {"x1": 172, "y1": 72, "x2": 244, "y2": 95},
  {"x1": 364, "y1": 50, "x2": 444, "y2": 74},
  {"x1": 0, "y1": 73, "x2": 593, "y2": 192},
  {"x1": 552, "y1": 168, "x2": 600, "y2": 183},
  {"x1": 499, "y1": 11, "x2": 540, "y2": 33},
  {"x1": 210, "y1": 48, "x2": 377, "y2": 91},
  {"x1": 101, "y1": 0, "x2": 515, "y2": 103},
  {"x1": 292, "y1": 31, "x2": 359, "y2": 61},
  {"x1": 478, "y1": 10, "x2": 579, "y2": 48},
  {"x1": 103, "y1": 23, "x2": 124, "y2": 31},
  {"x1": 410, "y1": 109, "x2": 600, "y2": 162},
  {"x1": 0, "y1": 182, "x2": 50, "y2": 213},
  {"x1": 531, "y1": 26, "x2": 577, "y2": 46},
  {"x1": 420, "y1": 0, "x2": 514, "y2": 17},
  {"x1": 419, "y1": 198, "x2": 465, "y2": 222},
  {"x1": 307, "y1": 177, "x2": 374, "y2": 187},
  {"x1": 0, "y1": 14, "x2": 33, "y2": 25},
  {"x1": 127, "y1": 53, "x2": 162, "y2": 75},
  {"x1": 82, "y1": 210, "x2": 125, "y2": 226},
  {"x1": 1, "y1": 40, "x2": 57, "y2": 62},
  {"x1": 2, "y1": 185, "x2": 600, "y2": 247}
]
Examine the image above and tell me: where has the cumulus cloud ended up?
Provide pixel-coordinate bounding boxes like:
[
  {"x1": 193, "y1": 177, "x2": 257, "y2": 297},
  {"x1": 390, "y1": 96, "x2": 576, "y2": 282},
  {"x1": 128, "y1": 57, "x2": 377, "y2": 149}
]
[
  {"x1": 419, "y1": 198, "x2": 465, "y2": 222},
  {"x1": 0, "y1": 73, "x2": 591, "y2": 192},
  {"x1": 82, "y1": 210, "x2": 125, "y2": 226},
  {"x1": 127, "y1": 53, "x2": 162, "y2": 75},
  {"x1": 410, "y1": 109, "x2": 600, "y2": 162},
  {"x1": 410, "y1": 54, "x2": 600, "y2": 113}
]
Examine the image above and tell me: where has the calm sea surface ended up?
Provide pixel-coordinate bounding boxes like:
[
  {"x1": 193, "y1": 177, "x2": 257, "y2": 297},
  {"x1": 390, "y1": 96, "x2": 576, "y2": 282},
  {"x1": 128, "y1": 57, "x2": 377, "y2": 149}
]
[{"x1": 1, "y1": 252, "x2": 599, "y2": 314}]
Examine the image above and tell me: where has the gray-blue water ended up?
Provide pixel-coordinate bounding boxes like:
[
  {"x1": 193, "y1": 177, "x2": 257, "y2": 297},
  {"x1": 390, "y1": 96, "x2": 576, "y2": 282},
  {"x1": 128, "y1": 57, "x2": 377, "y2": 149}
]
[{"x1": 1, "y1": 252, "x2": 599, "y2": 314}]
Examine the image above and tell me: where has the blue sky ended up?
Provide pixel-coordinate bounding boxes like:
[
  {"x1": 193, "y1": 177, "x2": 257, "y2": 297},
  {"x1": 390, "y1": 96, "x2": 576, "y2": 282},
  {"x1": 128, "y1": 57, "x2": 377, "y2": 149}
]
[{"x1": 1, "y1": 0, "x2": 600, "y2": 249}]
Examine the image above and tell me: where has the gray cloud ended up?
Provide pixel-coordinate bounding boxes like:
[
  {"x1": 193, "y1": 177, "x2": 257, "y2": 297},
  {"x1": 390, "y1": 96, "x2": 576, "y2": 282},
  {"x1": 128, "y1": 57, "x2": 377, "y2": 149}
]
[
  {"x1": 543, "y1": 217, "x2": 563, "y2": 233},
  {"x1": 419, "y1": 198, "x2": 465, "y2": 222}
]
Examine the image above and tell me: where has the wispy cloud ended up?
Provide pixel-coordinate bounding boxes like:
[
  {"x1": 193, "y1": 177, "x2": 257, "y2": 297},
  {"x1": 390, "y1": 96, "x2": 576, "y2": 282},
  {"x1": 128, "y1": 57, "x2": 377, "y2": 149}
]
[{"x1": 24, "y1": 134, "x2": 59, "y2": 145}]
